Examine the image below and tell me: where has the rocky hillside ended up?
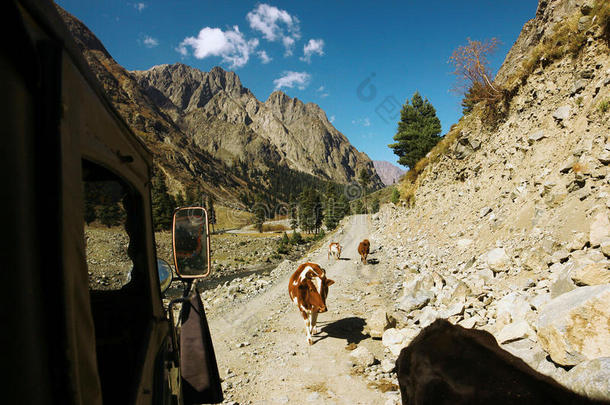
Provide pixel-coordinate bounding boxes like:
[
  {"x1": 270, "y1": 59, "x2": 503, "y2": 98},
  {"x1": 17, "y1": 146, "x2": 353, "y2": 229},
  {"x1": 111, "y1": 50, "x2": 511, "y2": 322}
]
[
  {"x1": 132, "y1": 64, "x2": 383, "y2": 188},
  {"x1": 373, "y1": 161, "x2": 405, "y2": 186},
  {"x1": 371, "y1": 0, "x2": 610, "y2": 399},
  {"x1": 56, "y1": 6, "x2": 249, "y2": 204}
]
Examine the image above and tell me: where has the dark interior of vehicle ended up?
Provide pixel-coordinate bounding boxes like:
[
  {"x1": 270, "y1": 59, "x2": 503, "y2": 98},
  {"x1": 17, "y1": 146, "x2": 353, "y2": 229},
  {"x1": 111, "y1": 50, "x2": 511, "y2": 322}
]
[{"x1": 83, "y1": 160, "x2": 152, "y2": 404}]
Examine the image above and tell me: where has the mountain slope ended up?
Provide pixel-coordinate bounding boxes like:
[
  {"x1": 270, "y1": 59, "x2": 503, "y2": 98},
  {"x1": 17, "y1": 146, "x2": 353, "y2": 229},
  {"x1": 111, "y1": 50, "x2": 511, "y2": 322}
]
[
  {"x1": 132, "y1": 64, "x2": 384, "y2": 188},
  {"x1": 56, "y1": 6, "x2": 248, "y2": 205},
  {"x1": 372, "y1": 0, "x2": 610, "y2": 396},
  {"x1": 373, "y1": 161, "x2": 406, "y2": 186}
]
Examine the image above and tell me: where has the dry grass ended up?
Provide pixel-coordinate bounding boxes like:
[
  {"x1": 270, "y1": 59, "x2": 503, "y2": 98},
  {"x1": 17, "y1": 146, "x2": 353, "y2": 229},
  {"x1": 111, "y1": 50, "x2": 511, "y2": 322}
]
[
  {"x1": 215, "y1": 205, "x2": 253, "y2": 230},
  {"x1": 261, "y1": 223, "x2": 290, "y2": 232},
  {"x1": 598, "y1": 99, "x2": 610, "y2": 114},
  {"x1": 305, "y1": 382, "x2": 328, "y2": 394},
  {"x1": 572, "y1": 162, "x2": 587, "y2": 173}
]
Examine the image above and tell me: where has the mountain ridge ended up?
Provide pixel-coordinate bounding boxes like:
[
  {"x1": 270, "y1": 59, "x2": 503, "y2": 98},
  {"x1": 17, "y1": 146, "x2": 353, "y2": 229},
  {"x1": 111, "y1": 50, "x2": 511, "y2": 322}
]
[{"x1": 132, "y1": 63, "x2": 384, "y2": 188}]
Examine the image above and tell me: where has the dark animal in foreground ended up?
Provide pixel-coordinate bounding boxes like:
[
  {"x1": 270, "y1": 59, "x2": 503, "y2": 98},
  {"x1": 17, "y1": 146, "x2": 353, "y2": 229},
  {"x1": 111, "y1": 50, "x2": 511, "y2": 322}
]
[
  {"x1": 357, "y1": 239, "x2": 370, "y2": 264},
  {"x1": 396, "y1": 319, "x2": 609, "y2": 405},
  {"x1": 288, "y1": 262, "x2": 334, "y2": 345}
]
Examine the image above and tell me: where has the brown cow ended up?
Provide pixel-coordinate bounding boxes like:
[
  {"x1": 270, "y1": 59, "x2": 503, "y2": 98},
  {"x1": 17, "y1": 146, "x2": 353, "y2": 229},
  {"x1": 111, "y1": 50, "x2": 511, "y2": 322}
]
[
  {"x1": 328, "y1": 242, "x2": 342, "y2": 260},
  {"x1": 288, "y1": 262, "x2": 334, "y2": 345},
  {"x1": 396, "y1": 319, "x2": 608, "y2": 405},
  {"x1": 357, "y1": 239, "x2": 370, "y2": 264}
]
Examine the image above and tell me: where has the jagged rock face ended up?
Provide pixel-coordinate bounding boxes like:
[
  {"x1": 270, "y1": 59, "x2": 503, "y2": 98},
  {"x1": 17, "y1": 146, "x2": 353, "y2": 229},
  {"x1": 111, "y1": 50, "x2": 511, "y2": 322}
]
[
  {"x1": 373, "y1": 161, "x2": 406, "y2": 186},
  {"x1": 132, "y1": 64, "x2": 383, "y2": 187},
  {"x1": 56, "y1": 6, "x2": 247, "y2": 204}
]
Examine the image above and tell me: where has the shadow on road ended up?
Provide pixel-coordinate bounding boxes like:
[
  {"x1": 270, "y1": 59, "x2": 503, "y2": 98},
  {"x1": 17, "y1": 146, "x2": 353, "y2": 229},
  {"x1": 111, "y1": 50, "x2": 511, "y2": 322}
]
[
  {"x1": 367, "y1": 258, "x2": 379, "y2": 265},
  {"x1": 317, "y1": 316, "x2": 369, "y2": 344},
  {"x1": 338, "y1": 257, "x2": 351, "y2": 261}
]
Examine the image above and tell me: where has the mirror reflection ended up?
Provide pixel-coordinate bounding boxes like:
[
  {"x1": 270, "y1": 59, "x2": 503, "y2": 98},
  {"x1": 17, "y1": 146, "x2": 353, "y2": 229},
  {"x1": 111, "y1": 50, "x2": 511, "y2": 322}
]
[
  {"x1": 173, "y1": 207, "x2": 210, "y2": 277},
  {"x1": 157, "y1": 259, "x2": 173, "y2": 294}
]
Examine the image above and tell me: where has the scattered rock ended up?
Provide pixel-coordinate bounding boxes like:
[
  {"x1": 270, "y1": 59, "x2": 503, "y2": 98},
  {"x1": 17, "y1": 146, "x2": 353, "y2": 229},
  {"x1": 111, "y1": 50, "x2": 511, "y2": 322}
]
[
  {"x1": 552, "y1": 105, "x2": 571, "y2": 122},
  {"x1": 381, "y1": 359, "x2": 396, "y2": 373},
  {"x1": 486, "y1": 248, "x2": 510, "y2": 272},
  {"x1": 528, "y1": 130, "x2": 546, "y2": 144},
  {"x1": 570, "y1": 262, "x2": 610, "y2": 286},
  {"x1": 496, "y1": 320, "x2": 536, "y2": 344},
  {"x1": 367, "y1": 309, "x2": 397, "y2": 339},
  {"x1": 537, "y1": 285, "x2": 610, "y2": 365},
  {"x1": 589, "y1": 211, "x2": 610, "y2": 247},
  {"x1": 563, "y1": 357, "x2": 610, "y2": 401},
  {"x1": 350, "y1": 346, "x2": 376, "y2": 367}
]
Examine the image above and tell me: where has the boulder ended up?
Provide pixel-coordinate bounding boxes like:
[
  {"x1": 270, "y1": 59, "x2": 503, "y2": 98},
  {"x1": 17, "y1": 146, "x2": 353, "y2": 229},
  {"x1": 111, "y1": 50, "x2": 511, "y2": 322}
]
[
  {"x1": 570, "y1": 262, "x2": 610, "y2": 286},
  {"x1": 381, "y1": 358, "x2": 396, "y2": 373},
  {"x1": 367, "y1": 309, "x2": 397, "y2": 339},
  {"x1": 487, "y1": 247, "x2": 510, "y2": 272},
  {"x1": 589, "y1": 212, "x2": 610, "y2": 247},
  {"x1": 383, "y1": 328, "x2": 418, "y2": 356},
  {"x1": 496, "y1": 320, "x2": 536, "y2": 344},
  {"x1": 569, "y1": 232, "x2": 589, "y2": 251},
  {"x1": 601, "y1": 239, "x2": 610, "y2": 257},
  {"x1": 537, "y1": 285, "x2": 610, "y2": 366},
  {"x1": 528, "y1": 130, "x2": 546, "y2": 144},
  {"x1": 553, "y1": 105, "x2": 571, "y2": 122},
  {"x1": 349, "y1": 346, "x2": 376, "y2": 367},
  {"x1": 563, "y1": 357, "x2": 610, "y2": 401}
]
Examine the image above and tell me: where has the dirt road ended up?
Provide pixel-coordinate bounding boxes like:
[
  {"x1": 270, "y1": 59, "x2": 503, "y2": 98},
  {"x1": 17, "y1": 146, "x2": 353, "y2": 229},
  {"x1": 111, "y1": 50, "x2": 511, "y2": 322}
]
[{"x1": 208, "y1": 215, "x2": 401, "y2": 404}]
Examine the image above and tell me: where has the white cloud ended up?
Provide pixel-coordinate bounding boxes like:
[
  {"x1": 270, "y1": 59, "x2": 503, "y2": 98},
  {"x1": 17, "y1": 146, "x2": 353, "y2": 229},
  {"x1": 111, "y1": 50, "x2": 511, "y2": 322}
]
[
  {"x1": 143, "y1": 35, "x2": 158, "y2": 48},
  {"x1": 300, "y1": 39, "x2": 324, "y2": 62},
  {"x1": 352, "y1": 117, "x2": 371, "y2": 127},
  {"x1": 257, "y1": 50, "x2": 272, "y2": 64},
  {"x1": 177, "y1": 26, "x2": 258, "y2": 69},
  {"x1": 316, "y1": 85, "x2": 329, "y2": 98},
  {"x1": 273, "y1": 71, "x2": 311, "y2": 90},
  {"x1": 329, "y1": 115, "x2": 335, "y2": 123},
  {"x1": 134, "y1": 2, "x2": 146, "y2": 12},
  {"x1": 247, "y1": 4, "x2": 300, "y2": 56}
]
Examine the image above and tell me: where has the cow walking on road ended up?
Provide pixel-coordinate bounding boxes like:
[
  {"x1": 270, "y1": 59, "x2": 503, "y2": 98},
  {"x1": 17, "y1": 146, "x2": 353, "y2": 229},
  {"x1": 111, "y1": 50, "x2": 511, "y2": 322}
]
[
  {"x1": 358, "y1": 239, "x2": 370, "y2": 264},
  {"x1": 288, "y1": 263, "x2": 334, "y2": 345},
  {"x1": 328, "y1": 242, "x2": 342, "y2": 260}
]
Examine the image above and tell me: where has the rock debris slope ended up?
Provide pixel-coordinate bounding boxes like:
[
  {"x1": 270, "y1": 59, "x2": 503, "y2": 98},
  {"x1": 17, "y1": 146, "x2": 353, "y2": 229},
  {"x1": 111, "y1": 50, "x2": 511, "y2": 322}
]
[{"x1": 370, "y1": 0, "x2": 610, "y2": 400}]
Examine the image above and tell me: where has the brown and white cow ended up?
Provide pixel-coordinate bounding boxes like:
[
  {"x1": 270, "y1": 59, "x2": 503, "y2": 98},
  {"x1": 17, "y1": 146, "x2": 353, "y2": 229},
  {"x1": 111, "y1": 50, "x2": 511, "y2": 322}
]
[
  {"x1": 328, "y1": 242, "x2": 342, "y2": 260},
  {"x1": 357, "y1": 239, "x2": 370, "y2": 264},
  {"x1": 288, "y1": 262, "x2": 334, "y2": 345}
]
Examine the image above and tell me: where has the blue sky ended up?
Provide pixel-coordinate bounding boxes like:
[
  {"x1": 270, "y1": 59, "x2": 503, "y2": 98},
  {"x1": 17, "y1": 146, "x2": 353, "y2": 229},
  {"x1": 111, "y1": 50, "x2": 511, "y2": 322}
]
[{"x1": 56, "y1": 1, "x2": 538, "y2": 168}]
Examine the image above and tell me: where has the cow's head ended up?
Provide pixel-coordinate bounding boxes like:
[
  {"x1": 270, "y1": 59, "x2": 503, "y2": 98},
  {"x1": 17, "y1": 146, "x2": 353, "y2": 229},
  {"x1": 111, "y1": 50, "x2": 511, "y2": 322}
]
[{"x1": 300, "y1": 271, "x2": 334, "y2": 313}]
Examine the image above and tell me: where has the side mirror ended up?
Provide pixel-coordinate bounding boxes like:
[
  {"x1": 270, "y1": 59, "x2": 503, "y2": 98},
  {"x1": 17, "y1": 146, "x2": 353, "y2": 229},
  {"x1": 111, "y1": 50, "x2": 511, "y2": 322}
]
[
  {"x1": 172, "y1": 207, "x2": 211, "y2": 278},
  {"x1": 157, "y1": 259, "x2": 173, "y2": 294}
]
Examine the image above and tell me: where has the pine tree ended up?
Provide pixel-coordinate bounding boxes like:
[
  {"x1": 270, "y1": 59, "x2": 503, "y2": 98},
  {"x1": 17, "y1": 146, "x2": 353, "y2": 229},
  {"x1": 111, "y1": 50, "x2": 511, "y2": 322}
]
[
  {"x1": 98, "y1": 201, "x2": 122, "y2": 228},
  {"x1": 371, "y1": 196, "x2": 380, "y2": 213},
  {"x1": 207, "y1": 195, "x2": 216, "y2": 233},
  {"x1": 289, "y1": 195, "x2": 298, "y2": 231},
  {"x1": 175, "y1": 192, "x2": 185, "y2": 208},
  {"x1": 391, "y1": 187, "x2": 400, "y2": 204},
  {"x1": 151, "y1": 171, "x2": 175, "y2": 231},
  {"x1": 358, "y1": 169, "x2": 371, "y2": 213},
  {"x1": 323, "y1": 182, "x2": 341, "y2": 231},
  {"x1": 253, "y1": 194, "x2": 266, "y2": 233},
  {"x1": 338, "y1": 193, "x2": 350, "y2": 218},
  {"x1": 353, "y1": 200, "x2": 365, "y2": 215},
  {"x1": 388, "y1": 92, "x2": 442, "y2": 169}
]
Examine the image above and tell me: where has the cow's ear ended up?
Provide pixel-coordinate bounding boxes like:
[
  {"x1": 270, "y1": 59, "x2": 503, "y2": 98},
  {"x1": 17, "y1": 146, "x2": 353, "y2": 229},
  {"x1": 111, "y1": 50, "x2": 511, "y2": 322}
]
[{"x1": 326, "y1": 279, "x2": 335, "y2": 286}]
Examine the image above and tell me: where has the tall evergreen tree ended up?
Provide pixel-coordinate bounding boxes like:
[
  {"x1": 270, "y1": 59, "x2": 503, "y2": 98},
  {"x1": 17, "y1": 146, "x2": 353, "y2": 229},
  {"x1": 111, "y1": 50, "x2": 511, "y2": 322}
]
[
  {"x1": 207, "y1": 195, "x2": 216, "y2": 233},
  {"x1": 289, "y1": 195, "x2": 298, "y2": 231},
  {"x1": 388, "y1": 92, "x2": 442, "y2": 169},
  {"x1": 151, "y1": 171, "x2": 175, "y2": 231},
  {"x1": 358, "y1": 168, "x2": 371, "y2": 214},
  {"x1": 98, "y1": 201, "x2": 122, "y2": 228},
  {"x1": 338, "y1": 193, "x2": 350, "y2": 218},
  {"x1": 253, "y1": 194, "x2": 266, "y2": 233}
]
